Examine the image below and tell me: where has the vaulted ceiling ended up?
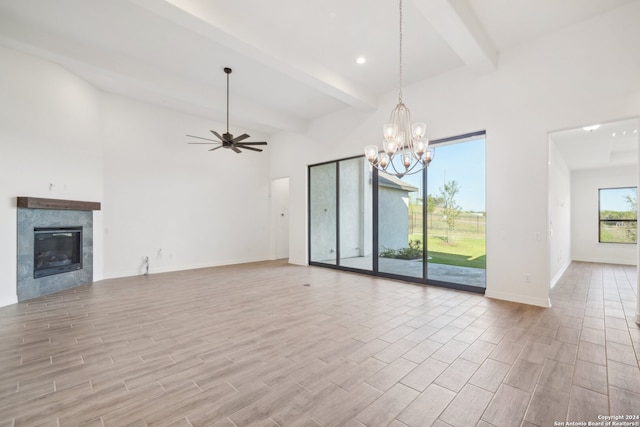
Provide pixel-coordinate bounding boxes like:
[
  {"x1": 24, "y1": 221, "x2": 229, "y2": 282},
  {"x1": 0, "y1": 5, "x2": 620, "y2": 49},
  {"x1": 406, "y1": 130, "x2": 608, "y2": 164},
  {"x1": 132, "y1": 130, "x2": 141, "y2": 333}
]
[{"x1": 0, "y1": 0, "x2": 635, "y2": 135}]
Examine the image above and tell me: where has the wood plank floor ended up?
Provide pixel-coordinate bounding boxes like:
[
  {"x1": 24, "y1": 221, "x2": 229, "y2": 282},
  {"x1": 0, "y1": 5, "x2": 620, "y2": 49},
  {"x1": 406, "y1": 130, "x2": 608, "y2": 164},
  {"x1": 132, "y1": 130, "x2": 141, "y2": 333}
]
[{"x1": 0, "y1": 260, "x2": 639, "y2": 426}]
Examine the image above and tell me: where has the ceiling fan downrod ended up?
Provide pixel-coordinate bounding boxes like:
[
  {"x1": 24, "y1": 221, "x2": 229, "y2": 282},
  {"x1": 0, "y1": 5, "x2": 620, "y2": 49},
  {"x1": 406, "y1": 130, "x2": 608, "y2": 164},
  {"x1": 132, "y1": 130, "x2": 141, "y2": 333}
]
[
  {"x1": 224, "y1": 67, "x2": 231, "y2": 136},
  {"x1": 186, "y1": 66, "x2": 268, "y2": 153}
]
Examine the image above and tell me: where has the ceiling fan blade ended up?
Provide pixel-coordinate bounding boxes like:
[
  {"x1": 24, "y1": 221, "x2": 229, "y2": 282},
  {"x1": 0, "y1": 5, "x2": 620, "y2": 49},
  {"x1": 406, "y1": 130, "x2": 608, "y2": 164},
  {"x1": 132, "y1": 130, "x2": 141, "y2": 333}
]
[
  {"x1": 236, "y1": 145, "x2": 263, "y2": 152},
  {"x1": 232, "y1": 133, "x2": 250, "y2": 143},
  {"x1": 188, "y1": 142, "x2": 218, "y2": 145},
  {"x1": 210, "y1": 130, "x2": 225, "y2": 141},
  {"x1": 187, "y1": 134, "x2": 220, "y2": 143},
  {"x1": 188, "y1": 69, "x2": 266, "y2": 156}
]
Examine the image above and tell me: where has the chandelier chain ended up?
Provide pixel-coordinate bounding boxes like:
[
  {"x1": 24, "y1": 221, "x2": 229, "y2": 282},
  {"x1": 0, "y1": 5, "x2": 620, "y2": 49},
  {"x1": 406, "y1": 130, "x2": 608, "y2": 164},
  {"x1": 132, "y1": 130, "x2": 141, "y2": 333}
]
[
  {"x1": 362, "y1": 0, "x2": 434, "y2": 177},
  {"x1": 398, "y1": 0, "x2": 403, "y2": 103}
]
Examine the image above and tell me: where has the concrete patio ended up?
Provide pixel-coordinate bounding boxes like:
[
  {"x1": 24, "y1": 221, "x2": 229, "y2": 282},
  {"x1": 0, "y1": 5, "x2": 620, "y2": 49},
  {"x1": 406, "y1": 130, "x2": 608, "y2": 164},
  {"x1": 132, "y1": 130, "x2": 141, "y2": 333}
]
[{"x1": 334, "y1": 256, "x2": 486, "y2": 289}]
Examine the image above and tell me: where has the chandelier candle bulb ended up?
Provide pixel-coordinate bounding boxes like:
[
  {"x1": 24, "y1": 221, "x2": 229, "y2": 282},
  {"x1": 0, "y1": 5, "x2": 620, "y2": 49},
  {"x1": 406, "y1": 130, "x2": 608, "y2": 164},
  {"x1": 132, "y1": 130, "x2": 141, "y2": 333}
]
[
  {"x1": 403, "y1": 153, "x2": 411, "y2": 168},
  {"x1": 414, "y1": 138, "x2": 427, "y2": 156},
  {"x1": 384, "y1": 124, "x2": 398, "y2": 141},
  {"x1": 383, "y1": 139, "x2": 397, "y2": 155},
  {"x1": 412, "y1": 122, "x2": 427, "y2": 138},
  {"x1": 380, "y1": 155, "x2": 389, "y2": 169},
  {"x1": 364, "y1": 145, "x2": 379, "y2": 162}
]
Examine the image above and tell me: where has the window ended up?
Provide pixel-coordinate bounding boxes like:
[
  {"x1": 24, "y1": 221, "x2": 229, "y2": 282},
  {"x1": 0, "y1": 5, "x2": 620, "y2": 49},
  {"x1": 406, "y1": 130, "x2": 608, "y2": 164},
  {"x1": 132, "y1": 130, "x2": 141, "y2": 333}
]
[
  {"x1": 599, "y1": 187, "x2": 637, "y2": 244},
  {"x1": 339, "y1": 158, "x2": 373, "y2": 271},
  {"x1": 308, "y1": 131, "x2": 486, "y2": 293},
  {"x1": 308, "y1": 157, "x2": 373, "y2": 269},
  {"x1": 426, "y1": 134, "x2": 486, "y2": 288},
  {"x1": 309, "y1": 163, "x2": 337, "y2": 264}
]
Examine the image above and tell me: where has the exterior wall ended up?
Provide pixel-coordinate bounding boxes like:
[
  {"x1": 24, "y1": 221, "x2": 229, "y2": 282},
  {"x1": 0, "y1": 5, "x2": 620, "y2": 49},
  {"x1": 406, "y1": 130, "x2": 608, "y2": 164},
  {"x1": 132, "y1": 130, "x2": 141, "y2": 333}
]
[
  {"x1": 378, "y1": 187, "x2": 412, "y2": 251},
  {"x1": 309, "y1": 163, "x2": 337, "y2": 262},
  {"x1": 339, "y1": 159, "x2": 366, "y2": 259}
]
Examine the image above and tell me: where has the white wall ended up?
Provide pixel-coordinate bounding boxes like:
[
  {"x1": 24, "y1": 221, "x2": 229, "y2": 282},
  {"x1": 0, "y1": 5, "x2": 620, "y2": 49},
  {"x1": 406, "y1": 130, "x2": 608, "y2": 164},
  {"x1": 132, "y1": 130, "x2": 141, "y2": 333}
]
[
  {"x1": 548, "y1": 141, "x2": 572, "y2": 286},
  {"x1": 102, "y1": 94, "x2": 271, "y2": 278},
  {"x1": 2, "y1": 3, "x2": 640, "y2": 309},
  {"x1": 637, "y1": 144, "x2": 640, "y2": 325},
  {"x1": 270, "y1": 2, "x2": 640, "y2": 307},
  {"x1": 571, "y1": 166, "x2": 638, "y2": 265},
  {"x1": 270, "y1": 177, "x2": 290, "y2": 260},
  {"x1": 0, "y1": 44, "x2": 272, "y2": 307},
  {"x1": 0, "y1": 45, "x2": 103, "y2": 306}
]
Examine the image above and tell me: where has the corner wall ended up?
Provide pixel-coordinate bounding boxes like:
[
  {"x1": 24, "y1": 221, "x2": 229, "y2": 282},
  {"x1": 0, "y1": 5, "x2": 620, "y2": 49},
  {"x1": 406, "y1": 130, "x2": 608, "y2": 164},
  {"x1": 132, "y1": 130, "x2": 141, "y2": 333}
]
[
  {"x1": 549, "y1": 141, "x2": 572, "y2": 286},
  {"x1": 0, "y1": 44, "x2": 272, "y2": 307},
  {"x1": 101, "y1": 94, "x2": 271, "y2": 278},
  {"x1": 270, "y1": 1, "x2": 640, "y2": 307},
  {"x1": 0, "y1": 45, "x2": 103, "y2": 306}
]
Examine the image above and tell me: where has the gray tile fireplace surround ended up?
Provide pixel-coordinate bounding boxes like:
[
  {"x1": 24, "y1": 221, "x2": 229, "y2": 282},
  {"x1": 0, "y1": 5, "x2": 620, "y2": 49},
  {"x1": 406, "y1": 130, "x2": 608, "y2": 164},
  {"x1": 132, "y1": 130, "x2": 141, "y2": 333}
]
[{"x1": 17, "y1": 205, "x2": 94, "y2": 301}]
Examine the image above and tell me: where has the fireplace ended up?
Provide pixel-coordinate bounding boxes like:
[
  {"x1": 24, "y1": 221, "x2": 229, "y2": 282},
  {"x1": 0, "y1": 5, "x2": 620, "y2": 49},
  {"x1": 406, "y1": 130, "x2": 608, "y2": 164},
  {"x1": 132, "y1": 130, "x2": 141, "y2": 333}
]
[
  {"x1": 33, "y1": 227, "x2": 82, "y2": 278},
  {"x1": 17, "y1": 197, "x2": 100, "y2": 301}
]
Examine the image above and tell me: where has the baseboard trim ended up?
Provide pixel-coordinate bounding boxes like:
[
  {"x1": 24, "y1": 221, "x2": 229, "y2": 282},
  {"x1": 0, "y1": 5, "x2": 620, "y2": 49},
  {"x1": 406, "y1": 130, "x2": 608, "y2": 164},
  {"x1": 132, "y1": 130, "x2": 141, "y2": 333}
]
[
  {"x1": 571, "y1": 257, "x2": 637, "y2": 266},
  {"x1": 0, "y1": 295, "x2": 18, "y2": 308},
  {"x1": 485, "y1": 289, "x2": 551, "y2": 308},
  {"x1": 550, "y1": 261, "x2": 571, "y2": 289},
  {"x1": 101, "y1": 256, "x2": 271, "y2": 280}
]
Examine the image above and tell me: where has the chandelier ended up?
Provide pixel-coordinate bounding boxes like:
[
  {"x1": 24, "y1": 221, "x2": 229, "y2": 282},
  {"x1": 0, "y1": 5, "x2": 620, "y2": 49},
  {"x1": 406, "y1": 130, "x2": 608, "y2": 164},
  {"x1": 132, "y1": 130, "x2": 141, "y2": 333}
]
[{"x1": 364, "y1": 0, "x2": 434, "y2": 178}]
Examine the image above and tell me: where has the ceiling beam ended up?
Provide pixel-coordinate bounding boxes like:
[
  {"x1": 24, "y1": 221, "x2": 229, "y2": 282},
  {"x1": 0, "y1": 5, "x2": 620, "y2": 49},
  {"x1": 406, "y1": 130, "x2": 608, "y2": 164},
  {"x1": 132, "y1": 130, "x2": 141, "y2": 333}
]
[
  {"x1": 129, "y1": 0, "x2": 378, "y2": 111},
  {"x1": 411, "y1": 0, "x2": 497, "y2": 73},
  {"x1": 0, "y1": 14, "x2": 305, "y2": 134}
]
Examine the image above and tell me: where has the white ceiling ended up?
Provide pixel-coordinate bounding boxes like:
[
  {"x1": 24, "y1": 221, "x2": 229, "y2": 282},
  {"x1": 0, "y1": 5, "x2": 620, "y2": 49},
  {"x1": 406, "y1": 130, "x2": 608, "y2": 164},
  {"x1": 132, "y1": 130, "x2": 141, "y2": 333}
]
[
  {"x1": 551, "y1": 118, "x2": 639, "y2": 171},
  {"x1": 0, "y1": 0, "x2": 636, "y2": 136}
]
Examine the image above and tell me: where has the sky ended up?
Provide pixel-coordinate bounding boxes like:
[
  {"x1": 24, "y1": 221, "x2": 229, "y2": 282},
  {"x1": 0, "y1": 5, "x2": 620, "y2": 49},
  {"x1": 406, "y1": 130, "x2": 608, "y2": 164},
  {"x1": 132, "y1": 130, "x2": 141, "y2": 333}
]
[
  {"x1": 600, "y1": 187, "x2": 637, "y2": 212},
  {"x1": 398, "y1": 137, "x2": 486, "y2": 212}
]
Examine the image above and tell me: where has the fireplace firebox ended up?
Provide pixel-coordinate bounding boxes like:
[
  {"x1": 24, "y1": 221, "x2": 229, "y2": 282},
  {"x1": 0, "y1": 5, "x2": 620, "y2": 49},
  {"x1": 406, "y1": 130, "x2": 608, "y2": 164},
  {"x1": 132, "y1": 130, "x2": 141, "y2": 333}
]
[{"x1": 33, "y1": 227, "x2": 82, "y2": 279}]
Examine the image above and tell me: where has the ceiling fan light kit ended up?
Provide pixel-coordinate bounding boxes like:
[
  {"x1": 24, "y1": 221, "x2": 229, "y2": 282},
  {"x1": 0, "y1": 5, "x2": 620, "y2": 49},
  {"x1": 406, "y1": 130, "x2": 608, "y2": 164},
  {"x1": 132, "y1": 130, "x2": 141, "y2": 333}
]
[{"x1": 187, "y1": 67, "x2": 267, "y2": 154}]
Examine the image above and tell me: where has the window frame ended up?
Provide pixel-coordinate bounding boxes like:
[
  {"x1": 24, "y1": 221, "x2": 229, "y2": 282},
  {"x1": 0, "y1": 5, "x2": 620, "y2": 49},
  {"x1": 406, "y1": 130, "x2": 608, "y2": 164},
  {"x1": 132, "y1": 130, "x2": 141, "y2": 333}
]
[{"x1": 597, "y1": 186, "x2": 637, "y2": 244}]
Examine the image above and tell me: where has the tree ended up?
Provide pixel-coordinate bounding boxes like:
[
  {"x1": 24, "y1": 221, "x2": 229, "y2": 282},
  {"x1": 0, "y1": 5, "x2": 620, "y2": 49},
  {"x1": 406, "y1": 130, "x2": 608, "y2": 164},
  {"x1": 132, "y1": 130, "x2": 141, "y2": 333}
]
[
  {"x1": 426, "y1": 194, "x2": 442, "y2": 228},
  {"x1": 625, "y1": 193, "x2": 638, "y2": 215},
  {"x1": 625, "y1": 192, "x2": 638, "y2": 242},
  {"x1": 439, "y1": 180, "x2": 461, "y2": 243}
]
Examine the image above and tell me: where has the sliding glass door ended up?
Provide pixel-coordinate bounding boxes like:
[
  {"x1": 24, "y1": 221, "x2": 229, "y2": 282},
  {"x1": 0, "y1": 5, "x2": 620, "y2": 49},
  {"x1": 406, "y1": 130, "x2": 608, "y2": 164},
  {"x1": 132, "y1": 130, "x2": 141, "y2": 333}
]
[
  {"x1": 426, "y1": 135, "x2": 486, "y2": 289},
  {"x1": 309, "y1": 163, "x2": 337, "y2": 265},
  {"x1": 308, "y1": 132, "x2": 486, "y2": 292},
  {"x1": 378, "y1": 165, "x2": 424, "y2": 279},
  {"x1": 339, "y1": 158, "x2": 373, "y2": 270},
  {"x1": 309, "y1": 157, "x2": 373, "y2": 270}
]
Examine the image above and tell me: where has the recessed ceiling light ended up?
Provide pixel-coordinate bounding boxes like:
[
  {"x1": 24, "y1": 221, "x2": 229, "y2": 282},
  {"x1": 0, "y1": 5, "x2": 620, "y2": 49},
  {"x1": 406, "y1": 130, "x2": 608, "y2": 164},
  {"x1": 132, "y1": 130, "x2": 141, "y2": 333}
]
[
  {"x1": 634, "y1": 129, "x2": 638, "y2": 134},
  {"x1": 583, "y1": 124, "x2": 600, "y2": 132},
  {"x1": 356, "y1": 56, "x2": 366, "y2": 65},
  {"x1": 612, "y1": 132, "x2": 617, "y2": 137}
]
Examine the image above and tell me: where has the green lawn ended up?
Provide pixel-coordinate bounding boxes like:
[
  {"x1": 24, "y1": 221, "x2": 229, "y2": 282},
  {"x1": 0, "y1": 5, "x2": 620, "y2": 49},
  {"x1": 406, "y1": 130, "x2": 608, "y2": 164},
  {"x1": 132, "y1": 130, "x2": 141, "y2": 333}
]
[
  {"x1": 408, "y1": 233, "x2": 486, "y2": 269},
  {"x1": 600, "y1": 224, "x2": 637, "y2": 244}
]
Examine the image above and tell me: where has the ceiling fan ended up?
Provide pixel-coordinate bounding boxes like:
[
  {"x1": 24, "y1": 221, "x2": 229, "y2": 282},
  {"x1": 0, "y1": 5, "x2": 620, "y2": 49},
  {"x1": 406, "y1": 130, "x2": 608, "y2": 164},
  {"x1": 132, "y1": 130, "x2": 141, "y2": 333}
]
[{"x1": 187, "y1": 67, "x2": 267, "y2": 154}]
